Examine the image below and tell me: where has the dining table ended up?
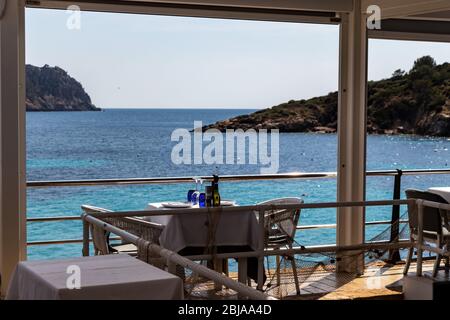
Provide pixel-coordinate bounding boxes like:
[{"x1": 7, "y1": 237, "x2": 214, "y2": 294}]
[
  {"x1": 144, "y1": 201, "x2": 261, "y2": 253},
  {"x1": 6, "y1": 254, "x2": 184, "y2": 300},
  {"x1": 143, "y1": 201, "x2": 265, "y2": 287}
]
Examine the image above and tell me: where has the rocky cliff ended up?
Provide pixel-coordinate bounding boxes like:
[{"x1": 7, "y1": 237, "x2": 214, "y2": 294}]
[
  {"x1": 206, "y1": 56, "x2": 450, "y2": 136},
  {"x1": 26, "y1": 64, "x2": 100, "y2": 111}
]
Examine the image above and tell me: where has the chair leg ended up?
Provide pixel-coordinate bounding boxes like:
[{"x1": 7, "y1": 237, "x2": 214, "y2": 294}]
[
  {"x1": 445, "y1": 256, "x2": 450, "y2": 274},
  {"x1": 176, "y1": 265, "x2": 186, "y2": 281},
  {"x1": 433, "y1": 254, "x2": 442, "y2": 277},
  {"x1": 223, "y1": 259, "x2": 229, "y2": 276},
  {"x1": 276, "y1": 255, "x2": 281, "y2": 287},
  {"x1": 290, "y1": 256, "x2": 300, "y2": 295},
  {"x1": 403, "y1": 247, "x2": 414, "y2": 275},
  {"x1": 443, "y1": 243, "x2": 450, "y2": 275}
]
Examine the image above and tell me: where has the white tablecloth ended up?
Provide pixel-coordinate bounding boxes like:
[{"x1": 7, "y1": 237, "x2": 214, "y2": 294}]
[
  {"x1": 6, "y1": 254, "x2": 184, "y2": 300},
  {"x1": 428, "y1": 187, "x2": 450, "y2": 203},
  {"x1": 145, "y1": 203, "x2": 261, "y2": 253}
]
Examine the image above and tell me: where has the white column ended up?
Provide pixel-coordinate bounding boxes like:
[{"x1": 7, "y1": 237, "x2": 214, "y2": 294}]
[
  {"x1": 336, "y1": 1, "x2": 368, "y2": 274},
  {"x1": 0, "y1": 0, "x2": 26, "y2": 296}
]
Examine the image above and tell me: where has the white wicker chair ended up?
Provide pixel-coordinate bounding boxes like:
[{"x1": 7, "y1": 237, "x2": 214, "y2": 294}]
[
  {"x1": 81, "y1": 205, "x2": 164, "y2": 256},
  {"x1": 403, "y1": 190, "x2": 450, "y2": 277},
  {"x1": 257, "y1": 197, "x2": 303, "y2": 295}
]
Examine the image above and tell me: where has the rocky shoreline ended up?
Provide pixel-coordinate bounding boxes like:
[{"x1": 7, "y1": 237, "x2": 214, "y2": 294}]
[
  {"x1": 26, "y1": 64, "x2": 100, "y2": 112},
  {"x1": 205, "y1": 56, "x2": 450, "y2": 137}
]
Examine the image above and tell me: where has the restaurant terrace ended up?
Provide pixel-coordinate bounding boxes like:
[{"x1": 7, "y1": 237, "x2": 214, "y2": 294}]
[{"x1": 1, "y1": 0, "x2": 450, "y2": 300}]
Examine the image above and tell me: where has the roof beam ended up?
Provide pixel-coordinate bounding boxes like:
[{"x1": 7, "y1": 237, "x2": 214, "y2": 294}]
[
  {"x1": 409, "y1": 9, "x2": 450, "y2": 21},
  {"x1": 369, "y1": 18, "x2": 450, "y2": 43},
  {"x1": 361, "y1": 0, "x2": 450, "y2": 19},
  {"x1": 28, "y1": 0, "x2": 354, "y2": 12},
  {"x1": 26, "y1": 0, "x2": 344, "y2": 24},
  {"x1": 120, "y1": 0, "x2": 353, "y2": 12}
]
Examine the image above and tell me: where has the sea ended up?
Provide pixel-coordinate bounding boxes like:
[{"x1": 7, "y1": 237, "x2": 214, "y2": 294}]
[{"x1": 27, "y1": 109, "x2": 450, "y2": 260}]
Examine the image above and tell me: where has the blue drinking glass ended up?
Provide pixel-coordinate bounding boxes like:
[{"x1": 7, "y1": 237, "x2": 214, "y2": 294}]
[
  {"x1": 199, "y1": 193, "x2": 206, "y2": 207},
  {"x1": 187, "y1": 189, "x2": 195, "y2": 202}
]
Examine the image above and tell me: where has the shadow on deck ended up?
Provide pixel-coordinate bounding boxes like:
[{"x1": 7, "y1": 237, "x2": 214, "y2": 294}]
[{"x1": 185, "y1": 260, "x2": 443, "y2": 300}]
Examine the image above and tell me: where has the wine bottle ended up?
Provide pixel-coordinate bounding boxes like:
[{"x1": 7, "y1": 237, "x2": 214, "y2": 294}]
[
  {"x1": 205, "y1": 186, "x2": 213, "y2": 207},
  {"x1": 212, "y1": 175, "x2": 221, "y2": 207}
]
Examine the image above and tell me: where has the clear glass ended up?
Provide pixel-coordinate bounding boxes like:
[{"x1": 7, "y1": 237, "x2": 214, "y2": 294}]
[{"x1": 191, "y1": 177, "x2": 202, "y2": 205}]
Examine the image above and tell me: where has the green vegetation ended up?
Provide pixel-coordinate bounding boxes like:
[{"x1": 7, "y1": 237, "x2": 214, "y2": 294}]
[
  {"x1": 368, "y1": 56, "x2": 449, "y2": 135},
  {"x1": 207, "y1": 56, "x2": 450, "y2": 136}
]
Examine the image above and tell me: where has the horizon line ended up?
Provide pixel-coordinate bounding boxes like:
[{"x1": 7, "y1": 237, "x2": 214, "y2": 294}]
[{"x1": 100, "y1": 107, "x2": 263, "y2": 110}]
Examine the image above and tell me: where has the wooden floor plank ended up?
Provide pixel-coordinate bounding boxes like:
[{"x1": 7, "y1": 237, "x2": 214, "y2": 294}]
[{"x1": 188, "y1": 260, "x2": 441, "y2": 300}]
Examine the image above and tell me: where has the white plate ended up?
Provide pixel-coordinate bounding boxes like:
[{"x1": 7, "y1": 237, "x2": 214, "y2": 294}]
[
  {"x1": 220, "y1": 200, "x2": 236, "y2": 206},
  {"x1": 161, "y1": 202, "x2": 192, "y2": 208}
]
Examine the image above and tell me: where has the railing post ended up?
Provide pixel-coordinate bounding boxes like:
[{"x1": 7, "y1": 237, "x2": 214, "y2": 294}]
[
  {"x1": 416, "y1": 200, "x2": 424, "y2": 276},
  {"x1": 387, "y1": 169, "x2": 402, "y2": 263},
  {"x1": 257, "y1": 209, "x2": 265, "y2": 291},
  {"x1": 82, "y1": 215, "x2": 90, "y2": 257}
]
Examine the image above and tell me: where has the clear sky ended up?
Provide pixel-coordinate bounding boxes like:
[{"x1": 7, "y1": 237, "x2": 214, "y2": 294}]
[{"x1": 26, "y1": 8, "x2": 450, "y2": 109}]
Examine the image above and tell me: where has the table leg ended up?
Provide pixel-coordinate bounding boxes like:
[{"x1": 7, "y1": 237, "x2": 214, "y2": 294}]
[
  {"x1": 238, "y1": 258, "x2": 248, "y2": 284},
  {"x1": 223, "y1": 259, "x2": 229, "y2": 276},
  {"x1": 237, "y1": 258, "x2": 248, "y2": 299},
  {"x1": 167, "y1": 259, "x2": 177, "y2": 275},
  {"x1": 214, "y1": 258, "x2": 223, "y2": 291},
  {"x1": 257, "y1": 256, "x2": 264, "y2": 290}
]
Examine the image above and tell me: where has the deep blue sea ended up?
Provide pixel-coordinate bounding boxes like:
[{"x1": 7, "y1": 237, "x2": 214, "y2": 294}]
[{"x1": 27, "y1": 109, "x2": 450, "y2": 260}]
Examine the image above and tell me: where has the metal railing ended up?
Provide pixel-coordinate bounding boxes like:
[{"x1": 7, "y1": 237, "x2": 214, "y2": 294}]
[
  {"x1": 83, "y1": 213, "x2": 275, "y2": 300},
  {"x1": 81, "y1": 199, "x2": 414, "y2": 293},
  {"x1": 26, "y1": 168, "x2": 450, "y2": 250},
  {"x1": 26, "y1": 168, "x2": 450, "y2": 188}
]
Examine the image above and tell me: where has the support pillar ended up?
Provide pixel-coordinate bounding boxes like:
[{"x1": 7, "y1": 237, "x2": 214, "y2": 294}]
[
  {"x1": 336, "y1": 1, "x2": 368, "y2": 274},
  {"x1": 0, "y1": 0, "x2": 26, "y2": 296}
]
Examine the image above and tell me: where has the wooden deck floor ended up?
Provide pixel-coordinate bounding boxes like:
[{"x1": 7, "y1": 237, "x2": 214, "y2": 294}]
[{"x1": 186, "y1": 260, "x2": 443, "y2": 300}]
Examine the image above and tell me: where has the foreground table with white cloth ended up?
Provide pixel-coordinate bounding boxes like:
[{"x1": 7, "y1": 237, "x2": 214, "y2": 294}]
[
  {"x1": 6, "y1": 254, "x2": 184, "y2": 300},
  {"x1": 428, "y1": 187, "x2": 450, "y2": 203}
]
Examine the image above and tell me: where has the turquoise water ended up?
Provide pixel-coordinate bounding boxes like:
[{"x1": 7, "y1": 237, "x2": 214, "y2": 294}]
[{"x1": 26, "y1": 109, "x2": 450, "y2": 259}]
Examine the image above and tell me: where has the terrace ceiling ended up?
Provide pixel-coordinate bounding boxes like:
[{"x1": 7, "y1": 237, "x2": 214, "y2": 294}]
[
  {"x1": 25, "y1": 0, "x2": 349, "y2": 24},
  {"x1": 27, "y1": 0, "x2": 354, "y2": 12},
  {"x1": 365, "y1": 0, "x2": 450, "y2": 42},
  {"x1": 27, "y1": 0, "x2": 450, "y2": 42}
]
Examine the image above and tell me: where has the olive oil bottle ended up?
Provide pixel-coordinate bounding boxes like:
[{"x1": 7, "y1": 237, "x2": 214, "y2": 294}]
[{"x1": 212, "y1": 175, "x2": 221, "y2": 207}]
